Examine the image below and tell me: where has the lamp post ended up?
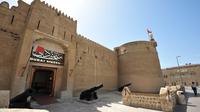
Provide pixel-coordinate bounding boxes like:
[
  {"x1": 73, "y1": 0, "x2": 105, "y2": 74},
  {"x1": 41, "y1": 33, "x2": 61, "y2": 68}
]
[
  {"x1": 176, "y1": 56, "x2": 183, "y2": 85},
  {"x1": 176, "y1": 56, "x2": 181, "y2": 67}
]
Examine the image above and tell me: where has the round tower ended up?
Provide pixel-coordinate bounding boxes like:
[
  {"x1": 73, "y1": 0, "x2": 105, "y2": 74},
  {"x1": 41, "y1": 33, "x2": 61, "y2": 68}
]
[{"x1": 117, "y1": 40, "x2": 164, "y2": 93}]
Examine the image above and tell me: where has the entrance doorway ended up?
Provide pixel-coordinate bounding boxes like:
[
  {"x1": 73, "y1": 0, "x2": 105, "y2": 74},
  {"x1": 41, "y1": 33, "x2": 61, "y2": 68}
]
[{"x1": 31, "y1": 69, "x2": 54, "y2": 96}]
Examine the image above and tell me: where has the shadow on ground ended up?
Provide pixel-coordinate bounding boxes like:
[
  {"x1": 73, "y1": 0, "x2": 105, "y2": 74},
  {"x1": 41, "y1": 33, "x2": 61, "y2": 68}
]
[
  {"x1": 32, "y1": 91, "x2": 161, "y2": 112},
  {"x1": 33, "y1": 89, "x2": 200, "y2": 112},
  {"x1": 32, "y1": 91, "x2": 123, "y2": 112}
]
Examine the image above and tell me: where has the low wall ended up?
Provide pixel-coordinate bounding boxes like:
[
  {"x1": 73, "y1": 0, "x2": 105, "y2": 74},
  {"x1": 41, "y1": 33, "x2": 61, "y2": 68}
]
[
  {"x1": 122, "y1": 86, "x2": 182, "y2": 112},
  {"x1": 122, "y1": 92, "x2": 161, "y2": 110},
  {"x1": 0, "y1": 90, "x2": 10, "y2": 108}
]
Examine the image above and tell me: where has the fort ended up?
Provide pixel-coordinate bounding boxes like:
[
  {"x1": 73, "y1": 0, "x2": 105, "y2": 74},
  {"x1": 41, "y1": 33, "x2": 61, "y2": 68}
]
[
  {"x1": 0, "y1": 0, "x2": 164, "y2": 102},
  {"x1": 162, "y1": 64, "x2": 200, "y2": 86}
]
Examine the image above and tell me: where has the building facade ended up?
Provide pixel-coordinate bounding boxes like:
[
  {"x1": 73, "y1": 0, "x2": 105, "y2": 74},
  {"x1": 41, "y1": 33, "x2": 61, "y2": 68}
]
[
  {"x1": 0, "y1": 0, "x2": 163, "y2": 99},
  {"x1": 162, "y1": 64, "x2": 200, "y2": 86}
]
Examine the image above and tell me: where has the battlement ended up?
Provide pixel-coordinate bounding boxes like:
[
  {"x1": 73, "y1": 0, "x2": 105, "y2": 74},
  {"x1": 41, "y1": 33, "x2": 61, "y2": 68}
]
[
  {"x1": 32, "y1": 0, "x2": 77, "y2": 24},
  {"x1": 0, "y1": 0, "x2": 30, "y2": 11},
  {"x1": 0, "y1": 0, "x2": 30, "y2": 34},
  {"x1": 0, "y1": 1, "x2": 9, "y2": 8},
  {"x1": 76, "y1": 34, "x2": 115, "y2": 54},
  {"x1": 0, "y1": 0, "x2": 112, "y2": 54}
]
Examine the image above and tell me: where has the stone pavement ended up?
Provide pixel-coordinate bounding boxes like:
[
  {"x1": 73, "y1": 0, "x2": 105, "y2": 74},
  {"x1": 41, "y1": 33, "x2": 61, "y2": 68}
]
[
  {"x1": 32, "y1": 87, "x2": 200, "y2": 112},
  {"x1": 175, "y1": 87, "x2": 200, "y2": 112},
  {"x1": 33, "y1": 91, "x2": 161, "y2": 112}
]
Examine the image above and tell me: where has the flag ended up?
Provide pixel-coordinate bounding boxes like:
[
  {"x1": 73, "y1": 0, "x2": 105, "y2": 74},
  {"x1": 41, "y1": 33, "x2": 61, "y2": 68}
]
[{"x1": 147, "y1": 28, "x2": 152, "y2": 34}]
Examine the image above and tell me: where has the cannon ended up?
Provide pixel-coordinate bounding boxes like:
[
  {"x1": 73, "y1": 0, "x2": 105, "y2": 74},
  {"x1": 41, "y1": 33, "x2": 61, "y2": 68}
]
[
  {"x1": 9, "y1": 88, "x2": 36, "y2": 108},
  {"x1": 118, "y1": 83, "x2": 131, "y2": 92},
  {"x1": 80, "y1": 84, "x2": 103, "y2": 101}
]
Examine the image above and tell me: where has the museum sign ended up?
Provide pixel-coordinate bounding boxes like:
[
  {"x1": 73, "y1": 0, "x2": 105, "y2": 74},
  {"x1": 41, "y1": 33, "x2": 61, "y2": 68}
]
[{"x1": 30, "y1": 45, "x2": 64, "y2": 65}]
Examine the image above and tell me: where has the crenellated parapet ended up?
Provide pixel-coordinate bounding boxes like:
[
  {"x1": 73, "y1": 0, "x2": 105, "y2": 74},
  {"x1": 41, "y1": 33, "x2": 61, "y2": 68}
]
[
  {"x1": 0, "y1": 1, "x2": 9, "y2": 8},
  {"x1": 32, "y1": 0, "x2": 76, "y2": 24},
  {"x1": 0, "y1": 0, "x2": 30, "y2": 34},
  {"x1": 76, "y1": 33, "x2": 115, "y2": 54},
  {"x1": 75, "y1": 33, "x2": 117, "y2": 69},
  {"x1": 76, "y1": 34, "x2": 96, "y2": 46},
  {"x1": 10, "y1": 0, "x2": 30, "y2": 12}
]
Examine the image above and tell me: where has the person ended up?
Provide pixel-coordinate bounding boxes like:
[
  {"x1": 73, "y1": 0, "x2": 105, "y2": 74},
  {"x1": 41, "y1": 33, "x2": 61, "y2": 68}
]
[{"x1": 191, "y1": 82, "x2": 197, "y2": 96}]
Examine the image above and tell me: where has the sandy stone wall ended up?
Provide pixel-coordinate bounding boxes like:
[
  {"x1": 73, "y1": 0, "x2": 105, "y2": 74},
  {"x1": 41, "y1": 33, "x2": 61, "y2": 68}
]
[
  {"x1": 122, "y1": 87, "x2": 179, "y2": 112},
  {"x1": 162, "y1": 64, "x2": 200, "y2": 86},
  {"x1": 0, "y1": 28, "x2": 19, "y2": 89},
  {"x1": 117, "y1": 41, "x2": 164, "y2": 93},
  {"x1": 0, "y1": 0, "x2": 30, "y2": 34},
  {"x1": 73, "y1": 35, "x2": 118, "y2": 95},
  {"x1": 27, "y1": 0, "x2": 77, "y2": 40},
  {"x1": 0, "y1": 90, "x2": 10, "y2": 108},
  {"x1": 0, "y1": 0, "x2": 29, "y2": 90}
]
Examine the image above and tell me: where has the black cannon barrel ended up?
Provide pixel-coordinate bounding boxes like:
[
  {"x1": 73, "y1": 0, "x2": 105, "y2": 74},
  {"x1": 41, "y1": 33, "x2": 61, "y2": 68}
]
[
  {"x1": 118, "y1": 83, "x2": 131, "y2": 92},
  {"x1": 79, "y1": 84, "x2": 103, "y2": 101},
  {"x1": 9, "y1": 88, "x2": 36, "y2": 108},
  {"x1": 88, "y1": 84, "x2": 103, "y2": 92}
]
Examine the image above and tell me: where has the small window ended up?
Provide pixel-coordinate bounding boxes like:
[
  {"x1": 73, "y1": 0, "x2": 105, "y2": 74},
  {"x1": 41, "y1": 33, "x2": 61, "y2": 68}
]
[
  {"x1": 52, "y1": 26, "x2": 55, "y2": 35},
  {"x1": 64, "y1": 31, "x2": 66, "y2": 39},
  {"x1": 11, "y1": 15, "x2": 15, "y2": 24},
  {"x1": 37, "y1": 20, "x2": 40, "y2": 29},
  {"x1": 76, "y1": 43, "x2": 78, "y2": 49},
  {"x1": 71, "y1": 35, "x2": 73, "y2": 41}
]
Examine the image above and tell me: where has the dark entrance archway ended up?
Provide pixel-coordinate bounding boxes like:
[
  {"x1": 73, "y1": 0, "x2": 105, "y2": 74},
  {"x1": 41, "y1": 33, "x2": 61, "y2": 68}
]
[{"x1": 31, "y1": 69, "x2": 54, "y2": 96}]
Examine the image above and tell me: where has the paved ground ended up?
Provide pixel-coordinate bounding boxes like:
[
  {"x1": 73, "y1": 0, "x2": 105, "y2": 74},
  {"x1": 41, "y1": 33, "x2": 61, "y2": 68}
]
[
  {"x1": 32, "y1": 87, "x2": 200, "y2": 112},
  {"x1": 0, "y1": 109, "x2": 48, "y2": 112},
  {"x1": 175, "y1": 87, "x2": 200, "y2": 112},
  {"x1": 33, "y1": 91, "x2": 161, "y2": 112}
]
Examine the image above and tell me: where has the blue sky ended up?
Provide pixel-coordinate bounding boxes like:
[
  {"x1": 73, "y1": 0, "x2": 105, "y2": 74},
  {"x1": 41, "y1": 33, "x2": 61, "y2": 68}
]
[{"x1": 4, "y1": 0, "x2": 200, "y2": 68}]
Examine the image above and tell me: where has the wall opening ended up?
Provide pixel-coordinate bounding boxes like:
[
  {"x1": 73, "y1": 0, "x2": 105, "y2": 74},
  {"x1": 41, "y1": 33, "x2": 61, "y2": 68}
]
[
  {"x1": 52, "y1": 26, "x2": 55, "y2": 35},
  {"x1": 64, "y1": 31, "x2": 66, "y2": 39},
  {"x1": 76, "y1": 42, "x2": 78, "y2": 49},
  {"x1": 37, "y1": 20, "x2": 40, "y2": 29},
  {"x1": 11, "y1": 15, "x2": 15, "y2": 24},
  {"x1": 31, "y1": 69, "x2": 54, "y2": 96},
  {"x1": 71, "y1": 35, "x2": 73, "y2": 42}
]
